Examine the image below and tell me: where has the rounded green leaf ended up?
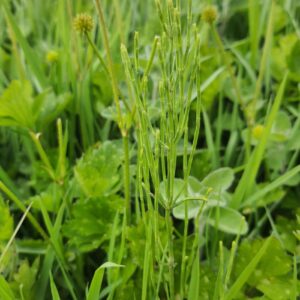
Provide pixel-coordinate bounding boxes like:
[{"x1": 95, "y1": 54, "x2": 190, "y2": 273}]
[
  {"x1": 159, "y1": 178, "x2": 186, "y2": 207},
  {"x1": 201, "y1": 168, "x2": 234, "y2": 192},
  {"x1": 271, "y1": 110, "x2": 292, "y2": 142},
  {"x1": 206, "y1": 206, "x2": 248, "y2": 235},
  {"x1": 172, "y1": 199, "x2": 202, "y2": 219}
]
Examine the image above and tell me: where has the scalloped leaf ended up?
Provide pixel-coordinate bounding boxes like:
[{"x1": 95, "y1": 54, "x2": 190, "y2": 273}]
[{"x1": 74, "y1": 141, "x2": 123, "y2": 197}]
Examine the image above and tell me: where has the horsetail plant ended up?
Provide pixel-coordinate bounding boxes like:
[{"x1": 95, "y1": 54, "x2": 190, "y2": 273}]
[{"x1": 121, "y1": 0, "x2": 203, "y2": 298}]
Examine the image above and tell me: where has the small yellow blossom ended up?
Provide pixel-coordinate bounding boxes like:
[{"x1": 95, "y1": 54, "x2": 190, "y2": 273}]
[
  {"x1": 46, "y1": 50, "x2": 59, "y2": 63},
  {"x1": 252, "y1": 124, "x2": 265, "y2": 139}
]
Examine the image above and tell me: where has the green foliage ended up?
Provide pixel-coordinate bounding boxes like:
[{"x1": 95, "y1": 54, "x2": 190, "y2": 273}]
[
  {"x1": 271, "y1": 31, "x2": 300, "y2": 86},
  {"x1": 0, "y1": 196, "x2": 14, "y2": 274},
  {"x1": 74, "y1": 141, "x2": 123, "y2": 198},
  {"x1": 287, "y1": 40, "x2": 300, "y2": 81},
  {"x1": 87, "y1": 262, "x2": 124, "y2": 300},
  {"x1": 232, "y1": 237, "x2": 297, "y2": 299},
  {"x1": 0, "y1": 197, "x2": 13, "y2": 242},
  {"x1": 29, "y1": 183, "x2": 64, "y2": 212},
  {"x1": 0, "y1": 0, "x2": 300, "y2": 299},
  {"x1": 201, "y1": 167, "x2": 234, "y2": 192},
  {"x1": 257, "y1": 277, "x2": 295, "y2": 300},
  {"x1": 0, "y1": 80, "x2": 70, "y2": 130},
  {"x1": 127, "y1": 212, "x2": 167, "y2": 266},
  {"x1": 226, "y1": 237, "x2": 273, "y2": 300},
  {"x1": 63, "y1": 195, "x2": 123, "y2": 252},
  {"x1": 198, "y1": 266, "x2": 217, "y2": 300},
  {"x1": 0, "y1": 275, "x2": 15, "y2": 300},
  {"x1": 0, "y1": 81, "x2": 35, "y2": 128},
  {"x1": 10, "y1": 258, "x2": 40, "y2": 300},
  {"x1": 165, "y1": 168, "x2": 248, "y2": 235},
  {"x1": 206, "y1": 206, "x2": 248, "y2": 235},
  {"x1": 49, "y1": 273, "x2": 61, "y2": 300}
]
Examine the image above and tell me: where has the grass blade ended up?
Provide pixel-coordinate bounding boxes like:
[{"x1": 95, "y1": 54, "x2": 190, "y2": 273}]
[
  {"x1": 1, "y1": 0, "x2": 47, "y2": 89},
  {"x1": 225, "y1": 237, "x2": 272, "y2": 300},
  {"x1": 87, "y1": 262, "x2": 124, "y2": 300},
  {"x1": 0, "y1": 181, "x2": 48, "y2": 239},
  {"x1": 242, "y1": 165, "x2": 300, "y2": 207},
  {"x1": 0, "y1": 275, "x2": 15, "y2": 300},
  {"x1": 232, "y1": 73, "x2": 289, "y2": 208},
  {"x1": 50, "y1": 272, "x2": 61, "y2": 300},
  {"x1": 188, "y1": 253, "x2": 200, "y2": 300},
  {"x1": 202, "y1": 106, "x2": 217, "y2": 169},
  {"x1": 0, "y1": 202, "x2": 33, "y2": 266}
]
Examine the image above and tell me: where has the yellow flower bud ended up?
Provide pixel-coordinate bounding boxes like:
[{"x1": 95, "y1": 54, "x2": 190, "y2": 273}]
[
  {"x1": 73, "y1": 13, "x2": 94, "y2": 34},
  {"x1": 202, "y1": 5, "x2": 218, "y2": 24}
]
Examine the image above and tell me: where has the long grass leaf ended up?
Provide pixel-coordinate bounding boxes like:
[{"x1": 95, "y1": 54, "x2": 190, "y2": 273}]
[
  {"x1": 225, "y1": 237, "x2": 272, "y2": 300},
  {"x1": 188, "y1": 254, "x2": 200, "y2": 300},
  {"x1": 242, "y1": 165, "x2": 300, "y2": 207},
  {"x1": 0, "y1": 275, "x2": 15, "y2": 300},
  {"x1": 1, "y1": 0, "x2": 47, "y2": 89},
  {"x1": 50, "y1": 273, "x2": 61, "y2": 300},
  {"x1": 0, "y1": 181, "x2": 48, "y2": 239},
  {"x1": 232, "y1": 73, "x2": 288, "y2": 208},
  {"x1": 248, "y1": 0, "x2": 261, "y2": 65},
  {"x1": 202, "y1": 106, "x2": 217, "y2": 169},
  {"x1": 87, "y1": 262, "x2": 124, "y2": 300},
  {"x1": 0, "y1": 202, "x2": 32, "y2": 265}
]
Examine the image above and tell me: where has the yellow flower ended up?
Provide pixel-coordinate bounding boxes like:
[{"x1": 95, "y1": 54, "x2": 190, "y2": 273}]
[
  {"x1": 73, "y1": 13, "x2": 94, "y2": 34},
  {"x1": 252, "y1": 124, "x2": 264, "y2": 139},
  {"x1": 46, "y1": 50, "x2": 59, "y2": 63},
  {"x1": 202, "y1": 5, "x2": 218, "y2": 24}
]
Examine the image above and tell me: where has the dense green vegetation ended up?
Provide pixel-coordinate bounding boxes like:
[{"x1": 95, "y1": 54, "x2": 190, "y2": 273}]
[{"x1": 0, "y1": 0, "x2": 300, "y2": 299}]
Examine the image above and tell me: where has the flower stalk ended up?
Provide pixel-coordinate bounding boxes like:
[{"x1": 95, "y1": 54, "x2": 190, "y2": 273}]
[{"x1": 94, "y1": 0, "x2": 131, "y2": 223}]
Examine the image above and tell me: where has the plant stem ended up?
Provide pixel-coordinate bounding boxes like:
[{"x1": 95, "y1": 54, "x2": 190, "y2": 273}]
[
  {"x1": 85, "y1": 32, "x2": 110, "y2": 76},
  {"x1": 211, "y1": 26, "x2": 251, "y2": 159},
  {"x1": 95, "y1": 0, "x2": 123, "y2": 130},
  {"x1": 251, "y1": 1, "x2": 275, "y2": 124},
  {"x1": 123, "y1": 132, "x2": 131, "y2": 223},
  {"x1": 211, "y1": 26, "x2": 245, "y2": 112},
  {"x1": 29, "y1": 131, "x2": 56, "y2": 180},
  {"x1": 56, "y1": 118, "x2": 66, "y2": 182},
  {"x1": 0, "y1": 181, "x2": 48, "y2": 240},
  {"x1": 112, "y1": 0, "x2": 125, "y2": 44},
  {"x1": 95, "y1": 0, "x2": 131, "y2": 222},
  {"x1": 166, "y1": 208, "x2": 175, "y2": 300}
]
